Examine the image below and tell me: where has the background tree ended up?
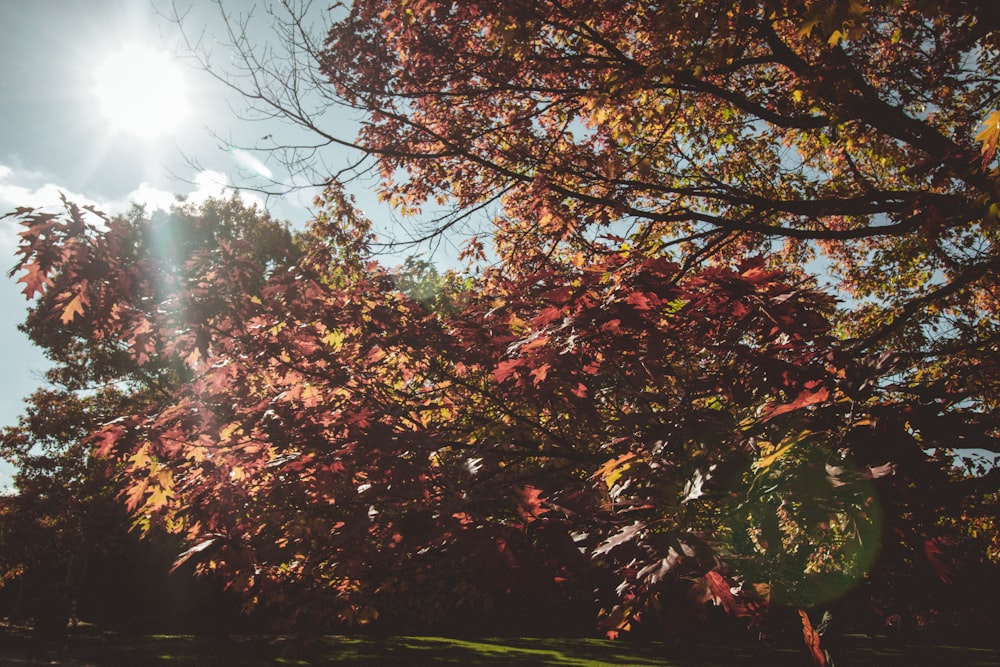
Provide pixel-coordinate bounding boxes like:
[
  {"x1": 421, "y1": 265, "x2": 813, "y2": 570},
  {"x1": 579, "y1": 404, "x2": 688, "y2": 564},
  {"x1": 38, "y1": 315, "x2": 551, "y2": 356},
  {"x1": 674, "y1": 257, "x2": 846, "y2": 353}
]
[{"x1": 0, "y1": 196, "x2": 295, "y2": 632}]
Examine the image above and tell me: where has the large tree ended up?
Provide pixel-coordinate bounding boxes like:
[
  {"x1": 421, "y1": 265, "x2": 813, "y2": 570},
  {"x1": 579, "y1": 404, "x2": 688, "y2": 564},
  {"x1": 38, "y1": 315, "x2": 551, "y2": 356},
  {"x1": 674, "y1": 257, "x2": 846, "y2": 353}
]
[
  {"x1": 190, "y1": 0, "x2": 1000, "y2": 380},
  {"x1": 7, "y1": 186, "x2": 1000, "y2": 655},
  {"x1": 5, "y1": 0, "x2": 1000, "y2": 662},
  {"x1": 317, "y1": 0, "x2": 1000, "y2": 371}
]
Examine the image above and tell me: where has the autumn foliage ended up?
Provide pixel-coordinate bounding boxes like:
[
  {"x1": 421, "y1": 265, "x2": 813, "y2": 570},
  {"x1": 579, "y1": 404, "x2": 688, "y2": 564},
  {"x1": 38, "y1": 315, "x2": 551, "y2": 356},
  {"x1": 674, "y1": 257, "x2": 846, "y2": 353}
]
[{"x1": 5, "y1": 0, "x2": 1000, "y2": 660}]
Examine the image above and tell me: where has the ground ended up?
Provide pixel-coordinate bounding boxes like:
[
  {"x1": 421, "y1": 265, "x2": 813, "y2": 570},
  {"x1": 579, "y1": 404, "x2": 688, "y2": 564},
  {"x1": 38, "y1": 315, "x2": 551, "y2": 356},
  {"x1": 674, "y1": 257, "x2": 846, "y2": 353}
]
[{"x1": 0, "y1": 623, "x2": 997, "y2": 665}]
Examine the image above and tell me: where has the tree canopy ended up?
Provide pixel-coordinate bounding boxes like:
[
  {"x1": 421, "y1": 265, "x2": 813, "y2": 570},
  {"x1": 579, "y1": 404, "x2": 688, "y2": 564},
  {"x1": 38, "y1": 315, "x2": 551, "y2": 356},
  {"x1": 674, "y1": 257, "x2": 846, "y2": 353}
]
[{"x1": 5, "y1": 1, "x2": 1000, "y2": 662}]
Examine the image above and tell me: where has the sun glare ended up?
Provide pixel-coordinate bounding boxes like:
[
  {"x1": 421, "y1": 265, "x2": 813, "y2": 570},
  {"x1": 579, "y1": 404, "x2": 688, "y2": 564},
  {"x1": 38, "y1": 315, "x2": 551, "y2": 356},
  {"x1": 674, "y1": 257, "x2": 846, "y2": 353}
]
[{"x1": 93, "y1": 44, "x2": 191, "y2": 140}]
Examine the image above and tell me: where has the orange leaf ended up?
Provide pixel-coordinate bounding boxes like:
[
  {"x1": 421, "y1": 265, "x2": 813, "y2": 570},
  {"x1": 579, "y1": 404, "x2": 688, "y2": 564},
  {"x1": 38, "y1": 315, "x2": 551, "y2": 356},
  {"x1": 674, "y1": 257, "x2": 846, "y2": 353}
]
[
  {"x1": 494, "y1": 359, "x2": 521, "y2": 383},
  {"x1": 761, "y1": 386, "x2": 829, "y2": 422},
  {"x1": 976, "y1": 109, "x2": 1000, "y2": 164},
  {"x1": 16, "y1": 262, "x2": 50, "y2": 297},
  {"x1": 60, "y1": 292, "x2": 86, "y2": 324},
  {"x1": 594, "y1": 452, "x2": 636, "y2": 488}
]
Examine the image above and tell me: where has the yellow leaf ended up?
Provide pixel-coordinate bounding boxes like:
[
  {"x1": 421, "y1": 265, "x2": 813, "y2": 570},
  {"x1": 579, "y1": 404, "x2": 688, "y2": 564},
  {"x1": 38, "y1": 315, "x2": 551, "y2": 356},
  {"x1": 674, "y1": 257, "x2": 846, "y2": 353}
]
[
  {"x1": 753, "y1": 430, "x2": 813, "y2": 471},
  {"x1": 301, "y1": 384, "x2": 322, "y2": 406},
  {"x1": 146, "y1": 484, "x2": 173, "y2": 511},
  {"x1": 595, "y1": 452, "x2": 637, "y2": 489},
  {"x1": 145, "y1": 469, "x2": 174, "y2": 511},
  {"x1": 976, "y1": 109, "x2": 1000, "y2": 162},
  {"x1": 128, "y1": 445, "x2": 152, "y2": 470},
  {"x1": 323, "y1": 329, "x2": 346, "y2": 351},
  {"x1": 220, "y1": 422, "x2": 243, "y2": 442},
  {"x1": 60, "y1": 293, "x2": 86, "y2": 324}
]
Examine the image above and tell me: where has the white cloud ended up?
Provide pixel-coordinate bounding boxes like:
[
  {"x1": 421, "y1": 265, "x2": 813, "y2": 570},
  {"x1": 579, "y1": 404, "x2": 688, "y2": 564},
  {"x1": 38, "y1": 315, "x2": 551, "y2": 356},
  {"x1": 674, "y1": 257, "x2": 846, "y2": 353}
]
[
  {"x1": 0, "y1": 165, "x2": 105, "y2": 252},
  {"x1": 128, "y1": 182, "x2": 181, "y2": 212},
  {"x1": 125, "y1": 169, "x2": 264, "y2": 213},
  {"x1": 230, "y1": 148, "x2": 274, "y2": 180},
  {"x1": 0, "y1": 166, "x2": 101, "y2": 213},
  {"x1": 0, "y1": 163, "x2": 263, "y2": 219},
  {"x1": 0, "y1": 164, "x2": 266, "y2": 257}
]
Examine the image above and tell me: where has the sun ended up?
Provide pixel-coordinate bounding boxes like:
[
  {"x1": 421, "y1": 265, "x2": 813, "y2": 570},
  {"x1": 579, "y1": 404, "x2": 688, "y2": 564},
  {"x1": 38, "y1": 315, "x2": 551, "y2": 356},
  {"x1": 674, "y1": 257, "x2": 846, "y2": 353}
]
[{"x1": 93, "y1": 44, "x2": 192, "y2": 140}]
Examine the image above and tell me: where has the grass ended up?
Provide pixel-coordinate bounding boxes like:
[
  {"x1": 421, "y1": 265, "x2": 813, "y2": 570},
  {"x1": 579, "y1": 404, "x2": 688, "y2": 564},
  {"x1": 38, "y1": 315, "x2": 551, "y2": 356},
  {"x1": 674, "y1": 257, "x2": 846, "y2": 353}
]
[{"x1": 0, "y1": 623, "x2": 997, "y2": 665}]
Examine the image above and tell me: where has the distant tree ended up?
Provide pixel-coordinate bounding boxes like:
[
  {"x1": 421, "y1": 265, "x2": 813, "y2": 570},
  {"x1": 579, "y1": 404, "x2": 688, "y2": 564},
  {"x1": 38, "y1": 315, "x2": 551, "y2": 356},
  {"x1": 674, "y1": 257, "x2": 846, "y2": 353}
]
[{"x1": 0, "y1": 197, "x2": 295, "y2": 632}]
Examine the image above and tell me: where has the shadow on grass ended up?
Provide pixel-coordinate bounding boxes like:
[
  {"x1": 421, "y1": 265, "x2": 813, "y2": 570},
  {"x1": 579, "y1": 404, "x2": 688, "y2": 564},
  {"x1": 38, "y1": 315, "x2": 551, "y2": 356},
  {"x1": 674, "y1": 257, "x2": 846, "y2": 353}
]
[{"x1": 0, "y1": 624, "x2": 997, "y2": 665}]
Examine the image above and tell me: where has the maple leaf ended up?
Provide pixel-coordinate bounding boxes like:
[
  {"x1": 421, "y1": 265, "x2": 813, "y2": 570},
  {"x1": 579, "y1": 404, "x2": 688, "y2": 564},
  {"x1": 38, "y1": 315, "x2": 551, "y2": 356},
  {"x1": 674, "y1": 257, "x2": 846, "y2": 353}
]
[
  {"x1": 753, "y1": 430, "x2": 813, "y2": 472},
  {"x1": 923, "y1": 537, "x2": 953, "y2": 584},
  {"x1": 59, "y1": 292, "x2": 87, "y2": 324},
  {"x1": 529, "y1": 362, "x2": 551, "y2": 386},
  {"x1": 799, "y1": 609, "x2": 827, "y2": 667},
  {"x1": 124, "y1": 479, "x2": 149, "y2": 512},
  {"x1": 493, "y1": 359, "x2": 522, "y2": 383},
  {"x1": 761, "y1": 386, "x2": 829, "y2": 422},
  {"x1": 594, "y1": 452, "x2": 636, "y2": 490},
  {"x1": 15, "y1": 261, "x2": 51, "y2": 298},
  {"x1": 171, "y1": 537, "x2": 218, "y2": 573},
  {"x1": 626, "y1": 291, "x2": 655, "y2": 311},
  {"x1": 91, "y1": 421, "x2": 128, "y2": 458},
  {"x1": 514, "y1": 484, "x2": 546, "y2": 521},
  {"x1": 976, "y1": 109, "x2": 1000, "y2": 165}
]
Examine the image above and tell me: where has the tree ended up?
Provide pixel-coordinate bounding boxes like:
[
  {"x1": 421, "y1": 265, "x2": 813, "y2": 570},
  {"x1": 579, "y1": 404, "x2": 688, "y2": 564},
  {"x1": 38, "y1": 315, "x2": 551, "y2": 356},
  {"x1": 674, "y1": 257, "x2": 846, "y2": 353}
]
[
  {"x1": 178, "y1": 0, "x2": 1000, "y2": 396},
  {"x1": 6, "y1": 0, "x2": 1000, "y2": 661},
  {"x1": 194, "y1": 1, "x2": 1000, "y2": 638},
  {"x1": 0, "y1": 196, "x2": 295, "y2": 632},
  {"x1": 8, "y1": 183, "x2": 1000, "y2": 657},
  {"x1": 320, "y1": 0, "x2": 1000, "y2": 369}
]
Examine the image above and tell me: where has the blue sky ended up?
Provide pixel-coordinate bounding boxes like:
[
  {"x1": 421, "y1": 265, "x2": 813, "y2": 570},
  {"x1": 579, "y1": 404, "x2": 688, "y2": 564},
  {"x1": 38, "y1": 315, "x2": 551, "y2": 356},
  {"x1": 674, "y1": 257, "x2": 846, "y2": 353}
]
[{"x1": 0, "y1": 0, "x2": 377, "y2": 489}]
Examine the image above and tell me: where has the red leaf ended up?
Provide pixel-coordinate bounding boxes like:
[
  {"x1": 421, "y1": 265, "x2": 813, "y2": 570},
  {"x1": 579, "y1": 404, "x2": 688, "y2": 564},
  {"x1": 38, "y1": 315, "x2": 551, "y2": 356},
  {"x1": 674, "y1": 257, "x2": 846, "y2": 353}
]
[
  {"x1": 494, "y1": 359, "x2": 521, "y2": 383},
  {"x1": 704, "y1": 571, "x2": 739, "y2": 614},
  {"x1": 626, "y1": 291, "x2": 655, "y2": 311},
  {"x1": 530, "y1": 362, "x2": 551, "y2": 386},
  {"x1": 923, "y1": 538, "x2": 953, "y2": 583},
  {"x1": 514, "y1": 484, "x2": 546, "y2": 521},
  {"x1": 761, "y1": 386, "x2": 829, "y2": 422},
  {"x1": 91, "y1": 421, "x2": 128, "y2": 458},
  {"x1": 534, "y1": 305, "x2": 564, "y2": 325},
  {"x1": 601, "y1": 318, "x2": 622, "y2": 333}
]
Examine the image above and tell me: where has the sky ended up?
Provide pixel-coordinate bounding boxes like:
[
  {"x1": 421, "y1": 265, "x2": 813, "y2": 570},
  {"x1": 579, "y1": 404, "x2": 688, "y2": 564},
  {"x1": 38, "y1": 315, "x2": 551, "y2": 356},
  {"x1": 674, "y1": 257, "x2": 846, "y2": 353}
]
[{"x1": 0, "y1": 0, "x2": 379, "y2": 489}]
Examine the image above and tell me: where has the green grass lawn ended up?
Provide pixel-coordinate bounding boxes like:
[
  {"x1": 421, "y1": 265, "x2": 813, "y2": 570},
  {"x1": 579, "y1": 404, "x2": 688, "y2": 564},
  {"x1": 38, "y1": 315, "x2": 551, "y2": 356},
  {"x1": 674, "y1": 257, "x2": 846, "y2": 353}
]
[{"x1": 1, "y1": 624, "x2": 997, "y2": 665}]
